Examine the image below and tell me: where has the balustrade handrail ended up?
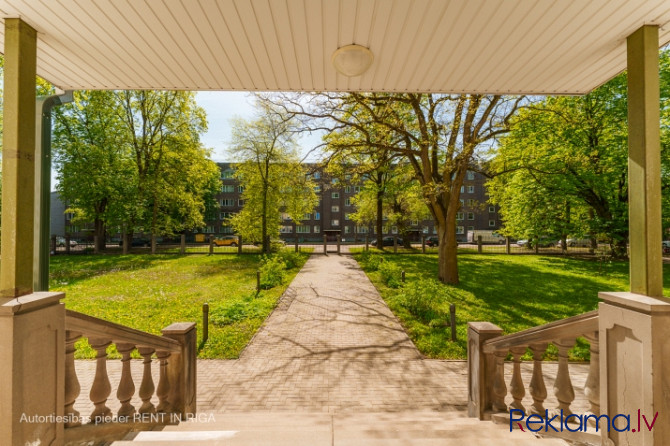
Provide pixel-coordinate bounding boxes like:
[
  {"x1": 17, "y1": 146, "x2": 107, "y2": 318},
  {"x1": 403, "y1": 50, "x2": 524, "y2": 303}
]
[
  {"x1": 65, "y1": 309, "x2": 181, "y2": 353},
  {"x1": 482, "y1": 310, "x2": 598, "y2": 354}
]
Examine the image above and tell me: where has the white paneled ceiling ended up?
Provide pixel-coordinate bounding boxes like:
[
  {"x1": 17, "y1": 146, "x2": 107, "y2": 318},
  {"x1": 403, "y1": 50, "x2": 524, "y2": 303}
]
[{"x1": 1, "y1": 0, "x2": 670, "y2": 94}]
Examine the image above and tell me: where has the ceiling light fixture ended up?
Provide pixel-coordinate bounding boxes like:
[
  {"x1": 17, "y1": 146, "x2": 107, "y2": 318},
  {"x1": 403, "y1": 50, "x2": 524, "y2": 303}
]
[{"x1": 331, "y1": 44, "x2": 374, "y2": 77}]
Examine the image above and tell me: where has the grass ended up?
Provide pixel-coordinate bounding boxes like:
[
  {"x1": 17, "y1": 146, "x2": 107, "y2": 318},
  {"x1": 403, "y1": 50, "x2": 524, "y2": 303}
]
[
  {"x1": 354, "y1": 251, "x2": 670, "y2": 361},
  {"x1": 50, "y1": 251, "x2": 309, "y2": 359}
]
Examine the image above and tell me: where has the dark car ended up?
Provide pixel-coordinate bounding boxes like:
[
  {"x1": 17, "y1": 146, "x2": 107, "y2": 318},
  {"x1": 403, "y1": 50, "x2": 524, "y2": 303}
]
[
  {"x1": 425, "y1": 236, "x2": 439, "y2": 247},
  {"x1": 119, "y1": 238, "x2": 150, "y2": 247},
  {"x1": 371, "y1": 236, "x2": 402, "y2": 247}
]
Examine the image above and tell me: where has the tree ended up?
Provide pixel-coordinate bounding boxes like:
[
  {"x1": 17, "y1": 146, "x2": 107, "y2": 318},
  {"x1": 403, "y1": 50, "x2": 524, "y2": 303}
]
[
  {"x1": 349, "y1": 161, "x2": 428, "y2": 248},
  {"x1": 487, "y1": 74, "x2": 631, "y2": 255},
  {"x1": 262, "y1": 93, "x2": 523, "y2": 284},
  {"x1": 53, "y1": 91, "x2": 135, "y2": 251},
  {"x1": 227, "y1": 104, "x2": 317, "y2": 253},
  {"x1": 117, "y1": 90, "x2": 219, "y2": 238}
]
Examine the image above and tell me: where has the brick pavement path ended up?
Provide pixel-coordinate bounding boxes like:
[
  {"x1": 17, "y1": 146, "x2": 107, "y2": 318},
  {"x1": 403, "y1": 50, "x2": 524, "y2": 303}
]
[{"x1": 74, "y1": 254, "x2": 589, "y2": 416}]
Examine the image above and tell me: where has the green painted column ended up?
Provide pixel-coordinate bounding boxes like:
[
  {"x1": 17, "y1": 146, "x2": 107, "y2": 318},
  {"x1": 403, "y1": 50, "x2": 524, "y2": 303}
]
[
  {"x1": 1, "y1": 19, "x2": 37, "y2": 299},
  {"x1": 627, "y1": 25, "x2": 662, "y2": 298}
]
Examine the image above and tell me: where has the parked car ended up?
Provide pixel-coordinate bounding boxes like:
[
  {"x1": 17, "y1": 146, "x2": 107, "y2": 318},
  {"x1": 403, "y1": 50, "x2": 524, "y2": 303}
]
[
  {"x1": 55, "y1": 236, "x2": 77, "y2": 247},
  {"x1": 118, "y1": 238, "x2": 150, "y2": 247},
  {"x1": 425, "y1": 236, "x2": 439, "y2": 247},
  {"x1": 557, "y1": 238, "x2": 591, "y2": 248},
  {"x1": 516, "y1": 239, "x2": 530, "y2": 248},
  {"x1": 518, "y1": 237, "x2": 556, "y2": 248},
  {"x1": 371, "y1": 236, "x2": 403, "y2": 247},
  {"x1": 213, "y1": 236, "x2": 239, "y2": 247},
  {"x1": 663, "y1": 241, "x2": 670, "y2": 255}
]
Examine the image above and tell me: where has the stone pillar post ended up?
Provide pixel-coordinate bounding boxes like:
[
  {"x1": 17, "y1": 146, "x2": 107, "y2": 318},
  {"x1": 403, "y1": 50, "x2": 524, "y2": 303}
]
[
  {"x1": 467, "y1": 322, "x2": 503, "y2": 420},
  {"x1": 599, "y1": 292, "x2": 670, "y2": 445},
  {"x1": 162, "y1": 322, "x2": 197, "y2": 418}
]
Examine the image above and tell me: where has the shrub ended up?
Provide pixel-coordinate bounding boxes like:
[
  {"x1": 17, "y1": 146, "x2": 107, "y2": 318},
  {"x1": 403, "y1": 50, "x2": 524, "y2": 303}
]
[
  {"x1": 275, "y1": 250, "x2": 303, "y2": 270},
  {"x1": 358, "y1": 251, "x2": 383, "y2": 271},
  {"x1": 210, "y1": 296, "x2": 260, "y2": 326},
  {"x1": 259, "y1": 255, "x2": 286, "y2": 289},
  {"x1": 395, "y1": 279, "x2": 455, "y2": 323},
  {"x1": 379, "y1": 261, "x2": 403, "y2": 288}
]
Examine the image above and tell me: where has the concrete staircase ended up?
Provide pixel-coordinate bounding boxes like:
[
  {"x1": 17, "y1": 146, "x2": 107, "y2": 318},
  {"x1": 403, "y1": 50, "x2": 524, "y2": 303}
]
[{"x1": 112, "y1": 411, "x2": 569, "y2": 445}]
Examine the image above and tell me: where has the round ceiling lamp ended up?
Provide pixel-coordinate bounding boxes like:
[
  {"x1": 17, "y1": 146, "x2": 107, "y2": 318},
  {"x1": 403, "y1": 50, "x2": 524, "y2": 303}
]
[{"x1": 331, "y1": 44, "x2": 374, "y2": 77}]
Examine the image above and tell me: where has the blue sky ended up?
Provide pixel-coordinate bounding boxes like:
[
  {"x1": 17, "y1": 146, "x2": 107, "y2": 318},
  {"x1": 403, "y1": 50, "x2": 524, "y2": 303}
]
[{"x1": 195, "y1": 91, "x2": 324, "y2": 162}]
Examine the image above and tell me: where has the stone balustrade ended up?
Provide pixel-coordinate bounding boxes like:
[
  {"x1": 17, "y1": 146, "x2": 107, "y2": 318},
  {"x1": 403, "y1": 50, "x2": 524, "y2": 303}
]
[
  {"x1": 63, "y1": 310, "x2": 196, "y2": 444},
  {"x1": 468, "y1": 311, "x2": 599, "y2": 443}
]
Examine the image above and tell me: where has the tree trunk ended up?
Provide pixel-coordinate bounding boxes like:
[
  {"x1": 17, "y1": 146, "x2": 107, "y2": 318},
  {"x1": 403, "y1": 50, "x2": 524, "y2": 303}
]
[
  {"x1": 94, "y1": 217, "x2": 106, "y2": 252},
  {"x1": 376, "y1": 187, "x2": 384, "y2": 248},
  {"x1": 437, "y1": 218, "x2": 459, "y2": 284}
]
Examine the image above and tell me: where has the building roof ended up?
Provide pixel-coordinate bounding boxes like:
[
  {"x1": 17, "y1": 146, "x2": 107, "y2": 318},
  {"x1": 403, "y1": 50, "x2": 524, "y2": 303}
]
[{"x1": 2, "y1": 1, "x2": 670, "y2": 94}]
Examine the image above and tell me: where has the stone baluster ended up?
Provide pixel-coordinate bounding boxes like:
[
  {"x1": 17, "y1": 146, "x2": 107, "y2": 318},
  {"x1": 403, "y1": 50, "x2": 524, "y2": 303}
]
[
  {"x1": 138, "y1": 347, "x2": 156, "y2": 414},
  {"x1": 509, "y1": 347, "x2": 526, "y2": 412},
  {"x1": 89, "y1": 339, "x2": 112, "y2": 423},
  {"x1": 64, "y1": 331, "x2": 82, "y2": 427},
  {"x1": 528, "y1": 343, "x2": 548, "y2": 415},
  {"x1": 116, "y1": 343, "x2": 136, "y2": 418},
  {"x1": 491, "y1": 349, "x2": 508, "y2": 412},
  {"x1": 583, "y1": 332, "x2": 600, "y2": 426},
  {"x1": 156, "y1": 350, "x2": 171, "y2": 413},
  {"x1": 553, "y1": 338, "x2": 576, "y2": 416}
]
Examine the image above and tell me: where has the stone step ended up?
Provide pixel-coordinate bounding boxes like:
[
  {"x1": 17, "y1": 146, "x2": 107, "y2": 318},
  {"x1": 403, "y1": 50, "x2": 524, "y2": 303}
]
[{"x1": 112, "y1": 412, "x2": 569, "y2": 445}]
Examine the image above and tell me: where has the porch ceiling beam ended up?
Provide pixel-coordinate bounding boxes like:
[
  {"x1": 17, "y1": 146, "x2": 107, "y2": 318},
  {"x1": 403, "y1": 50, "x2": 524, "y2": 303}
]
[
  {"x1": 1, "y1": 18, "x2": 37, "y2": 299},
  {"x1": 627, "y1": 25, "x2": 663, "y2": 298}
]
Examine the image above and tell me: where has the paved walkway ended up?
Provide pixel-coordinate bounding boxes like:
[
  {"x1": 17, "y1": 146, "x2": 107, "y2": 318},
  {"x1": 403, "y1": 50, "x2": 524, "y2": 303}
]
[{"x1": 75, "y1": 254, "x2": 589, "y2": 416}]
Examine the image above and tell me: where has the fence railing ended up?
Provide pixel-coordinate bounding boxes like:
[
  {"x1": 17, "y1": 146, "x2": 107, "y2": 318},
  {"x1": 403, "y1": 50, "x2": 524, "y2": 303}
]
[
  {"x1": 64, "y1": 310, "x2": 196, "y2": 444},
  {"x1": 468, "y1": 311, "x2": 600, "y2": 444}
]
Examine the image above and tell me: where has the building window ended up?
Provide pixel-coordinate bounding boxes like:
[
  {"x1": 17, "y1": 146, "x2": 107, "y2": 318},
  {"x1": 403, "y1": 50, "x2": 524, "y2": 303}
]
[
  {"x1": 460, "y1": 186, "x2": 464, "y2": 193},
  {"x1": 203, "y1": 225, "x2": 215, "y2": 233},
  {"x1": 296, "y1": 225, "x2": 310, "y2": 233},
  {"x1": 354, "y1": 186, "x2": 361, "y2": 193},
  {"x1": 456, "y1": 226, "x2": 465, "y2": 235},
  {"x1": 313, "y1": 225, "x2": 320, "y2": 233},
  {"x1": 314, "y1": 185, "x2": 321, "y2": 192},
  {"x1": 467, "y1": 199, "x2": 475, "y2": 207},
  {"x1": 238, "y1": 199, "x2": 245, "y2": 206},
  {"x1": 221, "y1": 185, "x2": 235, "y2": 193},
  {"x1": 345, "y1": 213, "x2": 351, "y2": 220},
  {"x1": 391, "y1": 226, "x2": 398, "y2": 234},
  {"x1": 331, "y1": 192, "x2": 339, "y2": 199},
  {"x1": 220, "y1": 212, "x2": 234, "y2": 220},
  {"x1": 345, "y1": 186, "x2": 351, "y2": 193},
  {"x1": 357, "y1": 226, "x2": 368, "y2": 234},
  {"x1": 220, "y1": 199, "x2": 235, "y2": 207},
  {"x1": 331, "y1": 178, "x2": 338, "y2": 185},
  {"x1": 314, "y1": 212, "x2": 321, "y2": 220},
  {"x1": 422, "y1": 227, "x2": 429, "y2": 234},
  {"x1": 281, "y1": 213, "x2": 291, "y2": 221},
  {"x1": 220, "y1": 170, "x2": 234, "y2": 179},
  {"x1": 467, "y1": 212, "x2": 475, "y2": 220},
  {"x1": 344, "y1": 226, "x2": 351, "y2": 234},
  {"x1": 221, "y1": 226, "x2": 234, "y2": 234},
  {"x1": 345, "y1": 198, "x2": 352, "y2": 206},
  {"x1": 303, "y1": 213, "x2": 311, "y2": 220},
  {"x1": 314, "y1": 172, "x2": 321, "y2": 179},
  {"x1": 238, "y1": 186, "x2": 244, "y2": 193},
  {"x1": 345, "y1": 174, "x2": 351, "y2": 180},
  {"x1": 411, "y1": 219, "x2": 419, "y2": 226},
  {"x1": 468, "y1": 226, "x2": 475, "y2": 232},
  {"x1": 433, "y1": 227, "x2": 438, "y2": 234},
  {"x1": 332, "y1": 205, "x2": 339, "y2": 213},
  {"x1": 457, "y1": 212, "x2": 464, "y2": 220},
  {"x1": 489, "y1": 220, "x2": 496, "y2": 227},
  {"x1": 467, "y1": 171, "x2": 475, "y2": 180},
  {"x1": 489, "y1": 206, "x2": 496, "y2": 213},
  {"x1": 65, "y1": 212, "x2": 73, "y2": 221},
  {"x1": 467, "y1": 185, "x2": 475, "y2": 193},
  {"x1": 331, "y1": 219, "x2": 340, "y2": 227},
  {"x1": 460, "y1": 199, "x2": 464, "y2": 206}
]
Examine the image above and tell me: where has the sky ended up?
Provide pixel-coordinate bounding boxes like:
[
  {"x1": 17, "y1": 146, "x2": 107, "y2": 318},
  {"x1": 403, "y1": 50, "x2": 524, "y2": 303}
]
[{"x1": 195, "y1": 91, "x2": 324, "y2": 162}]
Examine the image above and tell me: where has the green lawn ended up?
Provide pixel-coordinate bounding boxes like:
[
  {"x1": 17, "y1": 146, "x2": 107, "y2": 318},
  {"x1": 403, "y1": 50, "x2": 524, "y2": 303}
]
[
  {"x1": 50, "y1": 251, "x2": 309, "y2": 359},
  {"x1": 354, "y1": 252, "x2": 670, "y2": 361}
]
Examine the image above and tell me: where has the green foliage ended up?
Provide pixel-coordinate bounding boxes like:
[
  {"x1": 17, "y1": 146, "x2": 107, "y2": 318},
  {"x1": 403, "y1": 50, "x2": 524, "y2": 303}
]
[
  {"x1": 259, "y1": 255, "x2": 287, "y2": 289},
  {"x1": 210, "y1": 295, "x2": 261, "y2": 326},
  {"x1": 395, "y1": 279, "x2": 456, "y2": 324},
  {"x1": 357, "y1": 251, "x2": 384, "y2": 271},
  {"x1": 275, "y1": 250, "x2": 303, "y2": 269},
  {"x1": 378, "y1": 261, "x2": 402, "y2": 288},
  {"x1": 227, "y1": 100, "x2": 317, "y2": 252}
]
